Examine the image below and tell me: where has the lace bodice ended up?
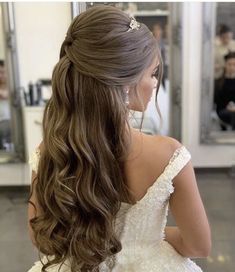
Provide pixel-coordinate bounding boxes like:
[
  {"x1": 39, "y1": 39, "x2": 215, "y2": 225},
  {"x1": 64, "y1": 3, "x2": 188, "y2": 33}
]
[
  {"x1": 28, "y1": 145, "x2": 203, "y2": 272},
  {"x1": 109, "y1": 146, "x2": 191, "y2": 269}
]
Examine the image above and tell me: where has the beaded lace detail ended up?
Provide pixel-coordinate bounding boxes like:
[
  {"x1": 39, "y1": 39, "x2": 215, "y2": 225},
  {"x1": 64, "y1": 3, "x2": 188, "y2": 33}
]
[
  {"x1": 28, "y1": 146, "x2": 203, "y2": 272},
  {"x1": 28, "y1": 147, "x2": 40, "y2": 173}
]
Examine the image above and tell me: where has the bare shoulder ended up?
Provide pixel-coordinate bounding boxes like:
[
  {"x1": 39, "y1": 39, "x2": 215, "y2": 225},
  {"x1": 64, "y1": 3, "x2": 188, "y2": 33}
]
[
  {"x1": 149, "y1": 135, "x2": 183, "y2": 162},
  {"x1": 135, "y1": 134, "x2": 184, "y2": 182},
  {"x1": 152, "y1": 135, "x2": 182, "y2": 148},
  {"x1": 126, "y1": 131, "x2": 185, "y2": 199}
]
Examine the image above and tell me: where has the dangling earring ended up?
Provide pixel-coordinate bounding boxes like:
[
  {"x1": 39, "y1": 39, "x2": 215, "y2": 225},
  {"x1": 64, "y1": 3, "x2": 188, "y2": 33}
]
[{"x1": 125, "y1": 89, "x2": 129, "y2": 106}]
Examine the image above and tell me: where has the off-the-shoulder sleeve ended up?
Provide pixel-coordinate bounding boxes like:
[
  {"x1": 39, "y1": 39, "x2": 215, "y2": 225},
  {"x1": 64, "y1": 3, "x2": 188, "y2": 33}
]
[
  {"x1": 28, "y1": 148, "x2": 40, "y2": 173},
  {"x1": 164, "y1": 145, "x2": 191, "y2": 181}
]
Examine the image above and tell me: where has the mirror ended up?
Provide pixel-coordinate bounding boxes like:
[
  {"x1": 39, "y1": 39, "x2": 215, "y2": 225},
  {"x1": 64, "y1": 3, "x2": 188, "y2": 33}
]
[
  {"x1": 201, "y1": 3, "x2": 235, "y2": 144},
  {"x1": 0, "y1": 3, "x2": 24, "y2": 162},
  {"x1": 74, "y1": 2, "x2": 183, "y2": 139},
  {"x1": 0, "y1": 6, "x2": 12, "y2": 152}
]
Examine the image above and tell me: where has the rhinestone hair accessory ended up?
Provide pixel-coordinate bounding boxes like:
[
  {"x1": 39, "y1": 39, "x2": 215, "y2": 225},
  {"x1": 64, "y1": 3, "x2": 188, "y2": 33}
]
[{"x1": 127, "y1": 16, "x2": 140, "y2": 32}]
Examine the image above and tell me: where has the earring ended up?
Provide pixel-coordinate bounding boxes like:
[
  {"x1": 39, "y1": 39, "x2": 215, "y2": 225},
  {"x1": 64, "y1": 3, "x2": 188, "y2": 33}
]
[{"x1": 125, "y1": 89, "x2": 129, "y2": 106}]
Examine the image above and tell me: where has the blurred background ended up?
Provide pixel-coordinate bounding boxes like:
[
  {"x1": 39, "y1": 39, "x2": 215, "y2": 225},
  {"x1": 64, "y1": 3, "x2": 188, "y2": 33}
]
[{"x1": 0, "y1": 2, "x2": 234, "y2": 272}]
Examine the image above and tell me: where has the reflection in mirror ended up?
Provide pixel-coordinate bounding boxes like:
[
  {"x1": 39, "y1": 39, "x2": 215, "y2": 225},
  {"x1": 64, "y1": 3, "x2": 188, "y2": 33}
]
[
  {"x1": 85, "y1": 2, "x2": 171, "y2": 136},
  {"x1": 201, "y1": 3, "x2": 235, "y2": 144},
  {"x1": 0, "y1": 6, "x2": 12, "y2": 151},
  {"x1": 213, "y1": 3, "x2": 235, "y2": 132}
]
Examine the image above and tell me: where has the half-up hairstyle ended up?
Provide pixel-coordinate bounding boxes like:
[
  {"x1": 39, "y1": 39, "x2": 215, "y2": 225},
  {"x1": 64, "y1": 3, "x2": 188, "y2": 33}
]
[{"x1": 29, "y1": 5, "x2": 162, "y2": 271}]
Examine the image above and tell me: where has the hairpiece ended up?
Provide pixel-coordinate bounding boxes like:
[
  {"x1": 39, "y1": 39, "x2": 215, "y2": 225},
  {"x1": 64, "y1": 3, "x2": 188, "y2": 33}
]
[{"x1": 127, "y1": 16, "x2": 140, "y2": 32}]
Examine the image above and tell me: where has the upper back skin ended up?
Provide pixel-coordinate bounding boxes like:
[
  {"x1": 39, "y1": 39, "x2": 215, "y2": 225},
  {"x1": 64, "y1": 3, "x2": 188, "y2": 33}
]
[{"x1": 124, "y1": 128, "x2": 181, "y2": 202}]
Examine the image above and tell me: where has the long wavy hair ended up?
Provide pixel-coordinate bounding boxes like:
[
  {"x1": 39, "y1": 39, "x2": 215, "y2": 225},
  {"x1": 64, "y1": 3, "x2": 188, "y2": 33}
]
[{"x1": 29, "y1": 5, "x2": 162, "y2": 271}]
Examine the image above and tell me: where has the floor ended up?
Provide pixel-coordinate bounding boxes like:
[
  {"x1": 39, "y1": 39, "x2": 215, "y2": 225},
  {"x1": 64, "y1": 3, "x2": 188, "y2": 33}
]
[
  {"x1": 0, "y1": 169, "x2": 234, "y2": 272},
  {"x1": 193, "y1": 170, "x2": 235, "y2": 272}
]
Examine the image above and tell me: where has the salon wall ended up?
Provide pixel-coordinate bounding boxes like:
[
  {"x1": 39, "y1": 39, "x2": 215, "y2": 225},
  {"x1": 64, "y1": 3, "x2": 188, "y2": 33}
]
[
  {"x1": 14, "y1": 3, "x2": 71, "y2": 88},
  {"x1": 182, "y1": 2, "x2": 235, "y2": 167}
]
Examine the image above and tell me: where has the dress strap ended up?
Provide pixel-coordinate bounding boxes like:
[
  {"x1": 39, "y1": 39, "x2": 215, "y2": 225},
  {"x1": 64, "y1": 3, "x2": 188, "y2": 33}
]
[{"x1": 163, "y1": 145, "x2": 191, "y2": 181}]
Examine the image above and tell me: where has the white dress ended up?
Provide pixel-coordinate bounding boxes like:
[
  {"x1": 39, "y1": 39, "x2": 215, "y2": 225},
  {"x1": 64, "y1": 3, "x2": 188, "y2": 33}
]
[{"x1": 28, "y1": 145, "x2": 203, "y2": 272}]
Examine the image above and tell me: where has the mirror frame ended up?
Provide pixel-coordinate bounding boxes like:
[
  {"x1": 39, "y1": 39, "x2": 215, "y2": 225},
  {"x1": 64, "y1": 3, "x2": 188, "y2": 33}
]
[
  {"x1": 200, "y1": 3, "x2": 235, "y2": 145},
  {"x1": 0, "y1": 3, "x2": 24, "y2": 161}
]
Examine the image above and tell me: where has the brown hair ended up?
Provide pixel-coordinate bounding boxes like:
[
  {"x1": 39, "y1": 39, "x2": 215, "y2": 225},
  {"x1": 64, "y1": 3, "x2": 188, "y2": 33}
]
[{"x1": 29, "y1": 5, "x2": 162, "y2": 271}]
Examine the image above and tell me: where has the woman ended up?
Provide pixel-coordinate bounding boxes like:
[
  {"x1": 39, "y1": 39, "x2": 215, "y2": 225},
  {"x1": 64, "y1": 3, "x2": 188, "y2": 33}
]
[{"x1": 28, "y1": 5, "x2": 211, "y2": 272}]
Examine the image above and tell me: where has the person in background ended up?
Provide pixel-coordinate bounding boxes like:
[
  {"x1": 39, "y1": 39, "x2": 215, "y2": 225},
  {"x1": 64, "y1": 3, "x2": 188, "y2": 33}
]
[
  {"x1": 27, "y1": 5, "x2": 210, "y2": 272},
  {"x1": 214, "y1": 24, "x2": 235, "y2": 79},
  {"x1": 0, "y1": 60, "x2": 11, "y2": 149},
  {"x1": 214, "y1": 52, "x2": 235, "y2": 130}
]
